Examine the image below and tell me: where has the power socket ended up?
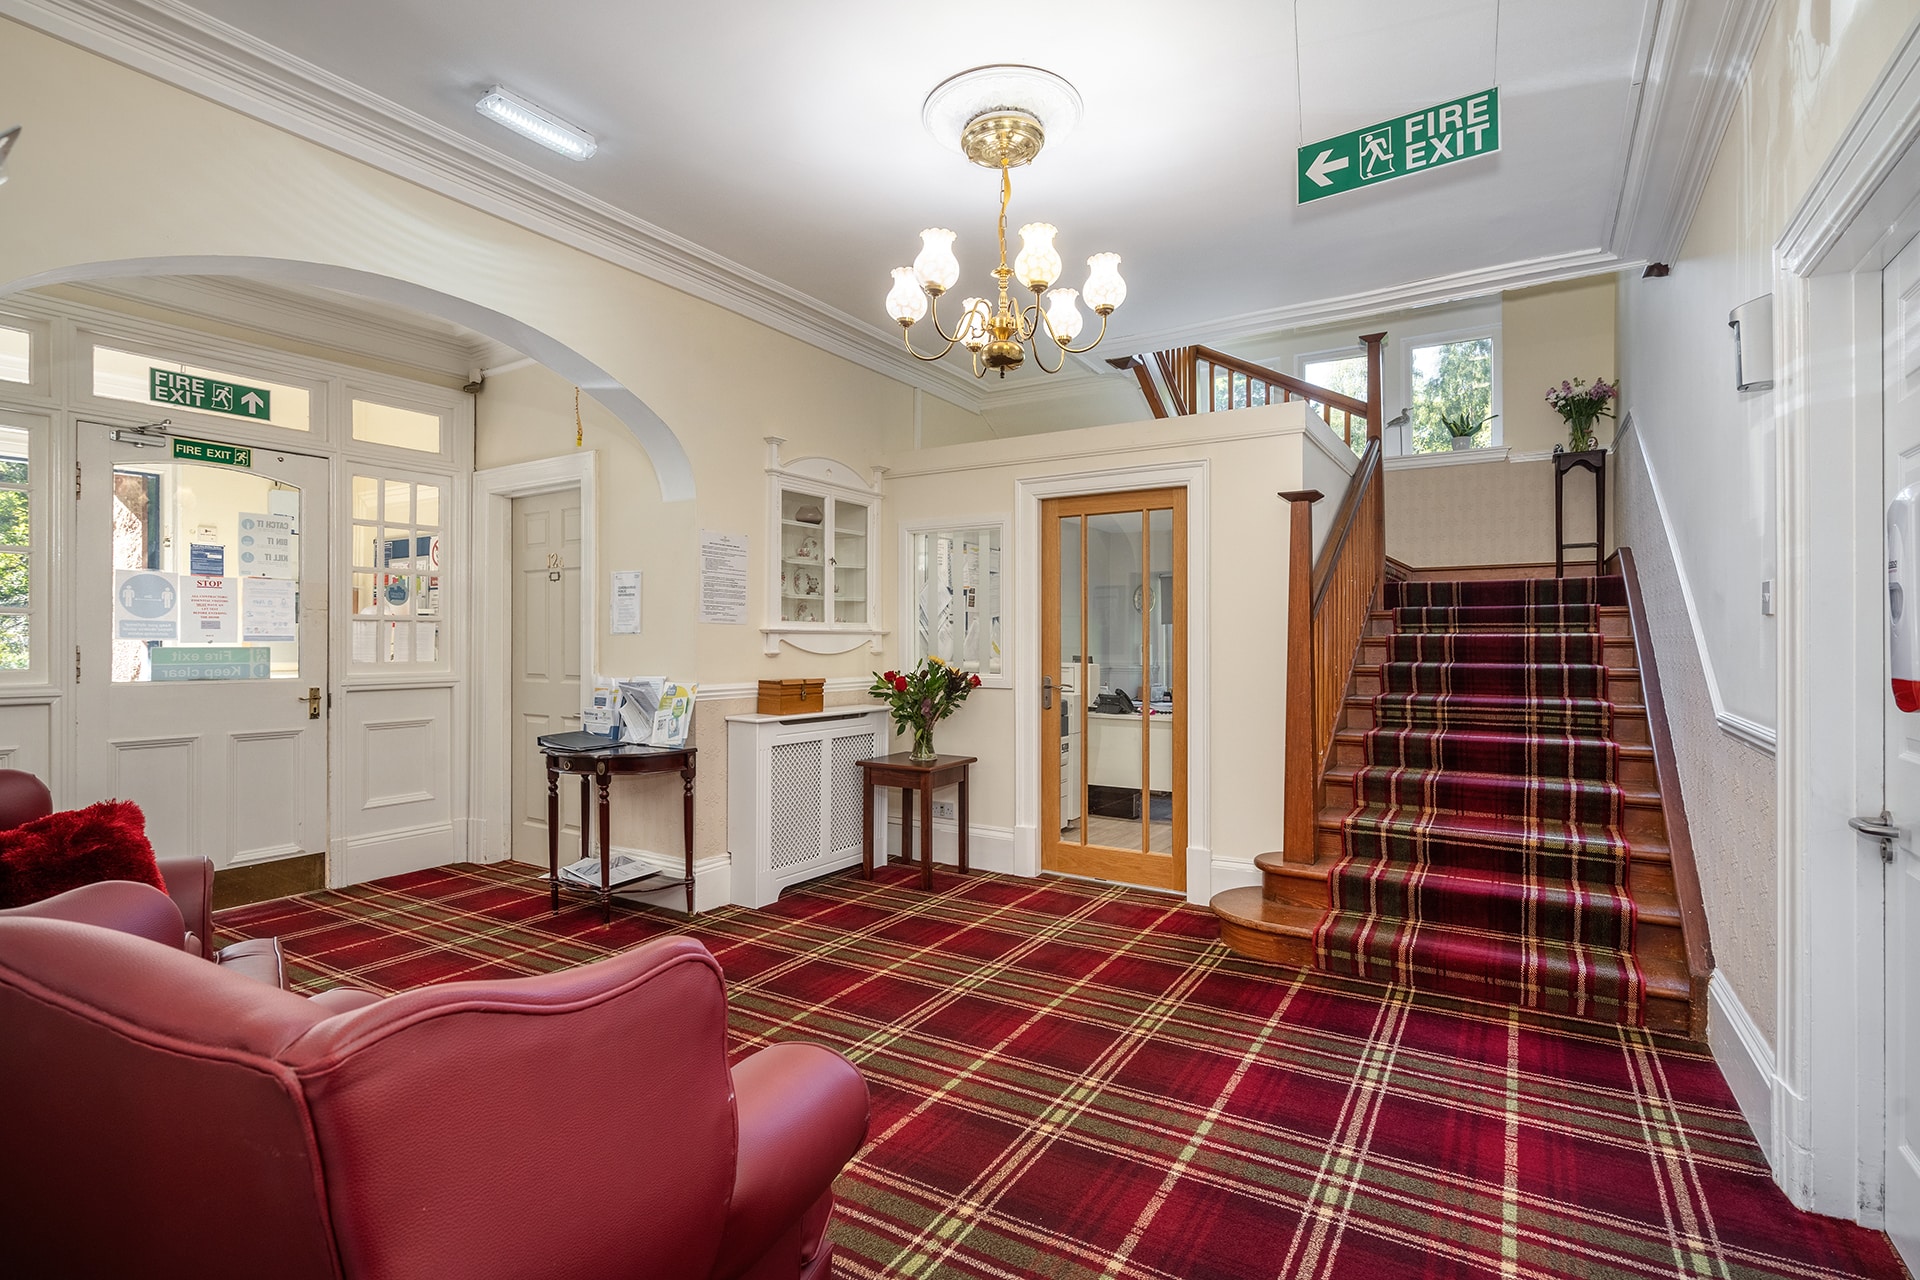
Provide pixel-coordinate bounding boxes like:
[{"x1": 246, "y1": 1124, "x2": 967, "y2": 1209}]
[{"x1": 933, "y1": 800, "x2": 956, "y2": 821}]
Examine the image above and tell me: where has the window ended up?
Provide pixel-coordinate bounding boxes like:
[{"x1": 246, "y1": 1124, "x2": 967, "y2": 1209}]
[
  {"x1": 1408, "y1": 336, "x2": 1495, "y2": 452},
  {"x1": 0, "y1": 325, "x2": 28, "y2": 385},
  {"x1": 92, "y1": 345, "x2": 312, "y2": 432},
  {"x1": 907, "y1": 524, "x2": 1003, "y2": 679},
  {"x1": 1301, "y1": 352, "x2": 1369, "y2": 402},
  {"x1": 0, "y1": 421, "x2": 29, "y2": 670},
  {"x1": 351, "y1": 474, "x2": 443, "y2": 665},
  {"x1": 352, "y1": 399, "x2": 442, "y2": 453}
]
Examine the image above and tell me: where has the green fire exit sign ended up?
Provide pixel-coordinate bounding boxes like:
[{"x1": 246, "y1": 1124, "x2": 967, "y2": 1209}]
[
  {"x1": 148, "y1": 367, "x2": 272, "y2": 420},
  {"x1": 171, "y1": 437, "x2": 253, "y2": 468},
  {"x1": 1297, "y1": 88, "x2": 1500, "y2": 204}
]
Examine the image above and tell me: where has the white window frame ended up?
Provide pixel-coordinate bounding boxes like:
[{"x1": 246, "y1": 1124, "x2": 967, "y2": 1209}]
[
  {"x1": 74, "y1": 326, "x2": 329, "y2": 442},
  {"x1": 0, "y1": 311, "x2": 53, "y2": 403},
  {"x1": 0, "y1": 410, "x2": 47, "y2": 685},
  {"x1": 345, "y1": 380, "x2": 458, "y2": 466},
  {"x1": 346, "y1": 465, "x2": 452, "y2": 673},
  {"x1": 1296, "y1": 326, "x2": 1505, "y2": 457}
]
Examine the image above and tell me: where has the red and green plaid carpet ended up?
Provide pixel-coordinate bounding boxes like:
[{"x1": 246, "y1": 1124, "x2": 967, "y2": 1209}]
[
  {"x1": 217, "y1": 860, "x2": 1902, "y2": 1279},
  {"x1": 1316, "y1": 575, "x2": 1646, "y2": 1024}
]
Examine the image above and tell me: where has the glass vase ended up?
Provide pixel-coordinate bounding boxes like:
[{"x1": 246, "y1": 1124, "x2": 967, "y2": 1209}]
[{"x1": 908, "y1": 722, "x2": 937, "y2": 762}]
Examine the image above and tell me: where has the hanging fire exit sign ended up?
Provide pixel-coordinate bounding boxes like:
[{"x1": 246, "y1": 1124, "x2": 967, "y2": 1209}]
[
  {"x1": 172, "y1": 436, "x2": 253, "y2": 468},
  {"x1": 148, "y1": 367, "x2": 272, "y2": 420},
  {"x1": 1297, "y1": 88, "x2": 1500, "y2": 204}
]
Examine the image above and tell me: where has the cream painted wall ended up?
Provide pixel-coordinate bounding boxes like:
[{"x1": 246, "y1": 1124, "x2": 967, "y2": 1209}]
[
  {"x1": 1502, "y1": 276, "x2": 1619, "y2": 453},
  {"x1": 1386, "y1": 454, "x2": 1608, "y2": 569},
  {"x1": 0, "y1": 18, "x2": 989, "y2": 700},
  {"x1": 880, "y1": 401, "x2": 1354, "y2": 887},
  {"x1": 1613, "y1": 0, "x2": 1920, "y2": 1044}
]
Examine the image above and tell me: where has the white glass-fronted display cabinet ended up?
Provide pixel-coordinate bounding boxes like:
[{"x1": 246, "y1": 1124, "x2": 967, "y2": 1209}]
[{"x1": 761, "y1": 438, "x2": 884, "y2": 655}]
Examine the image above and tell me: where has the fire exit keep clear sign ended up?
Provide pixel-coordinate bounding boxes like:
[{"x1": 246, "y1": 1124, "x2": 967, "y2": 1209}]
[{"x1": 1297, "y1": 88, "x2": 1499, "y2": 204}]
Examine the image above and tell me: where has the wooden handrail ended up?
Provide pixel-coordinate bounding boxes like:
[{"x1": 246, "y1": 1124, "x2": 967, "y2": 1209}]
[
  {"x1": 1133, "y1": 339, "x2": 1383, "y2": 442},
  {"x1": 1613, "y1": 545, "x2": 1713, "y2": 1039},
  {"x1": 1280, "y1": 435, "x2": 1385, "y2": 864}
]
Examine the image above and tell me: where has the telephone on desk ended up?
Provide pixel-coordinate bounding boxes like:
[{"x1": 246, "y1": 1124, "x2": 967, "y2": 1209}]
[{"x1": 1091, "y1": 689, "x2": 1136, "y2": 715}]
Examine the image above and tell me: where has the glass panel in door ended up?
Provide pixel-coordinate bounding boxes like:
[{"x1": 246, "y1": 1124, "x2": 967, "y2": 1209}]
[
  {"x1": 779, "y1": 486, "x2": 826, "y2": 623},
  {"x1": 1085, "y1": 510, "x2": 1146, "y2": 853},
  {"x1": 832, "y1": 498, "x2": 867, "y2": 626}
]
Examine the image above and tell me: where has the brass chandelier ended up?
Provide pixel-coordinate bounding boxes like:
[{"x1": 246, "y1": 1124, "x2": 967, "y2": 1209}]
[{"x1": 885, "y1": 66, "x2": 1126, "y2": 378}]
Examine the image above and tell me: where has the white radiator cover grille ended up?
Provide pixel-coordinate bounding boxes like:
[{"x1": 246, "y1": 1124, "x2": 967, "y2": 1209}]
[
  {"x1": 767, "y1": 737, "x2": 823, "y2": 870},
  {"x1": 827, "y1": 733, "x2": 871, "y2": 856}
]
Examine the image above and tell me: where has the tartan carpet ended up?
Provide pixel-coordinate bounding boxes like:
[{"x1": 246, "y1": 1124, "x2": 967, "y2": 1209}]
[
  {"x1": 1315, "y1": 576, "x2": 1646, "y2": 1025},
  {"x1": 215, "y1": 861, "x2": 1904, "y2": 1279}
]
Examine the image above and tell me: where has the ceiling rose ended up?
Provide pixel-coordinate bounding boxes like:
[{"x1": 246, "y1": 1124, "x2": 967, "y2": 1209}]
[{"x1": 921, "y1": 65, "x2": 1083, "y2": 166}]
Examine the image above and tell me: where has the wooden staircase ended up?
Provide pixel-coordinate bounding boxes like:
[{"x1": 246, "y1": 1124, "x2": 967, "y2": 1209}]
[{"x1": 1211, "y1": 552, "x2": 1713, "y2": 1040}]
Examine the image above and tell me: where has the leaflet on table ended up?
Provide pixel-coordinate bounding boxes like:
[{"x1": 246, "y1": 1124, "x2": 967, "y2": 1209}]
[
  {"x1": 581, "y1": 680, "x2": 621, "y2": 736},
  {"x1": 556, "y1": 853, "x2": 660, "y2": 890},
  {"x1": 617, "y1": 678, "x2": 697, "y2": 748}
]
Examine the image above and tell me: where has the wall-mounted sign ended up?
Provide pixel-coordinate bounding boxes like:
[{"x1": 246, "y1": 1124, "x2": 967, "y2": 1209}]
[
  {"x1": 150, "y1": 369, "x2": 272, "y2": 420},
  {"x1": 1297, "y1": 88, "x2": 1499, "y2": 204},
  {"x1": 172, "y1": 436, "x2": 252, "y2": 469}
]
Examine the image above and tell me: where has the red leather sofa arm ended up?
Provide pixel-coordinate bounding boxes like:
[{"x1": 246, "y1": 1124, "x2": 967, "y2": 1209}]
[
  {"x1": 157, "y1": 854, "x2": 214, "y2": 959},
  {"x1": 712, "y1": 1042, "x2": 870, "y2": 1280},
  {"x1": 0, "y1": 879, "x2": 186, "y2": 950}
]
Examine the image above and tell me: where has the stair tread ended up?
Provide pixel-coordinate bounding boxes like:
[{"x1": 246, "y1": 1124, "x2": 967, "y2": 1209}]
[
  {"x1": 1334, "y1": 726, "x2": 1653, "y2": 759},
  {"x1": 1324, "y1": 764, "x2": 1660, "y2": 809},
  {"x1": 1210, "y1": 887, "x2": 1320, "y2": 937}
]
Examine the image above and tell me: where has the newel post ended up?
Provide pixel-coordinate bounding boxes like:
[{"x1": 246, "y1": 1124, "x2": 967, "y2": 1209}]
[
  {"x1": 1278, "y1": 489, "x2": 1322, "y2": 864},
  {"x1": 1360, "y1": 331, "x2": 1388, "y2": 581},
  {"x1": 1359, "y1": 333, "x2": 1386, "y2": 442}
]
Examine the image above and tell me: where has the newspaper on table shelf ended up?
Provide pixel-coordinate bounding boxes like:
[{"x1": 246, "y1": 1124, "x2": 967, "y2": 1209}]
[{"x1": 557, "y1": 853, "x2": 661, "y2": 891}]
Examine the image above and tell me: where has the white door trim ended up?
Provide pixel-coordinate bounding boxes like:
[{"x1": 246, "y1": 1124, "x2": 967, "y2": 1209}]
[
  {"x1": 469, "y1": 452, "x2": 597, "y2": 863},
  {"x1": 1013, "y1": 461, "x2": 1212, "y2": 905},
  {"x1": 1770, "y1": 11, "x2": 1920, "y2": 1220}
]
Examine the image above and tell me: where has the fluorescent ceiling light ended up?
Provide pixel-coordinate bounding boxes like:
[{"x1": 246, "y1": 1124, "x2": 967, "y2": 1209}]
[{"x1": 475, "y1": 87, "x2": 596, "y2": 160}]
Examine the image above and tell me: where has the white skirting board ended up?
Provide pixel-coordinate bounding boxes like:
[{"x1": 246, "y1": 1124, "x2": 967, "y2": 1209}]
[{"x1": 1708, "y1": 968, "x2": 1778, "y2": 1163}]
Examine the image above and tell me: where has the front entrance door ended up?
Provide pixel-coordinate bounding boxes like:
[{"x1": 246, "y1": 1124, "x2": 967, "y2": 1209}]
[
  {"x1": 76, "y1": 425, "x2": 330, "y2": 873},
  {"x1": 1882, "y1": 232, "x2": 1920, "y2": 1268},
  {"x1": 1040, "y1": 488, "x2": 1186, "y2": 891},
  {"x1": 508, "y1": 488, "x2": 584, "y2": 865}
]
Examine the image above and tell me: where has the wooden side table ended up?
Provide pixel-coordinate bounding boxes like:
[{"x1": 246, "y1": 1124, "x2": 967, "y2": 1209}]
[
  {"x1": 859, "y1": 753, "x2": 976, "y2": 890},
  {"x1": 542, "y1": 740, "x2": 697, "y2": 923},
  {"x1": 1553, "y1": 448, "x2": 1607, "y2": 577}
]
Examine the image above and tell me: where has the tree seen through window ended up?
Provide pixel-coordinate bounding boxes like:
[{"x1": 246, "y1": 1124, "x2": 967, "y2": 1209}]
[{"x1": 1410, "y1": 338, "x2": 1494, "y2": 452}]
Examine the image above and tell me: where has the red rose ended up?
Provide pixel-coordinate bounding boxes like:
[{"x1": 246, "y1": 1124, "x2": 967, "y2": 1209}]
[
  {"x1": 882, "y1": 670, "x2": 896, "y2": 682},
  {"x1": 893, "y1": 675, "x2": 909, "y2": 692},
  {"x1": 969, "y1": 675, "x2": 982, "y2": 687}
]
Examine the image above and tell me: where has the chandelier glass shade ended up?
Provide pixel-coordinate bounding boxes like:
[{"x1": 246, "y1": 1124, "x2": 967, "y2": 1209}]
[{"x1": 887, "y1": 68, "x2": 1125, "y2": 378}]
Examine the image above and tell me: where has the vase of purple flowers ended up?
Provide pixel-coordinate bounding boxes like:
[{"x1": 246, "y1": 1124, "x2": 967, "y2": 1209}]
[{"x1": 1545, "y1": 377, "x2": 1617, "y2": 453}]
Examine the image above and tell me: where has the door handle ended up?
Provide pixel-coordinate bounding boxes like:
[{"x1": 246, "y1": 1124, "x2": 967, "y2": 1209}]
[
  {"x1": 1851, "y1": 811, "x2": 1901, "y2": 862},
  {"x1": 299, "y1": 687, "x2": 322, "y2": 719},
  {"x1": 1041, "y1": 675, "x2": 1053, "y2": 710}
]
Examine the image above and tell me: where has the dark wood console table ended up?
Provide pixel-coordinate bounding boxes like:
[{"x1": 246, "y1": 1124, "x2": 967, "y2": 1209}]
[
  {"x1": 541, "y1": 737, "x2": 697, "y2": 922},
  {"x1": 859, "y1": 753, "x2": 975, "y2": 890},
  {"x1": 1553, "y1": 448, "x2": 1607, "y2": 577}
]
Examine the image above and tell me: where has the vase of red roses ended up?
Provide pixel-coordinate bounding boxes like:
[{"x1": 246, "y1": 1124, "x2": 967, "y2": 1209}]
[{"x1": 870, "y1": 657, "x2": 981, "y2": 761}]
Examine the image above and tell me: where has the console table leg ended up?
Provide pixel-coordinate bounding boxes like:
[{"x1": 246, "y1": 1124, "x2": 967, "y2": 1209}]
[
  {"x1": 547, "y1": 760, "x2": 560, "y2": 912},
  {"x1": 920, "y1": 781, "x2": 935, "y2": 890},
  {"x1": 681, "y1": 766, "x2": 696, "y2": 916},
  {"x1": 958, "y1": 773, "x2": 970, "y2": 876},
  {"x1": 901, "y1": 787, "x2": 913, "y2": 867},
  {"x1": 861, "y1": 774, "x2": 875, "y2": 879},
  {"x1": 597, "y1": 771, "x2": 613, "y2": 925}
]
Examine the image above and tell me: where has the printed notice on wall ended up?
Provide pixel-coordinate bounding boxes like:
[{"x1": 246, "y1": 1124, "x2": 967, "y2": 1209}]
[
  {"x1": 183, "y1": 575, "x2": 239, "y2": 644},
  {"x1": 241, "y1": 577, "x2": 298, "y2": 643},
  {"x1": 610, "y1": 570, "x2": 642, "y2": 635},
  {"x1": 698, "y1": 531, "x2": 748, "y2": 625}
]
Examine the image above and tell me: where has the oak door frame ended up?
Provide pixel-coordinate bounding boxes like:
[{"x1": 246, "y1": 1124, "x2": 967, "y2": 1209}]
[
  {"x1": 1014, "y1": 460, "x2": 1212, "y2": 906},
  {"x1": 1040, "y1": 487, "x2": 1188, "y2": 892}
]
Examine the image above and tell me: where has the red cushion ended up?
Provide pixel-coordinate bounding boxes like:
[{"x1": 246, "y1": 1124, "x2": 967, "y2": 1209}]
[{"x1": 0, "y1": 801, "x2": 164, "y2": 909}]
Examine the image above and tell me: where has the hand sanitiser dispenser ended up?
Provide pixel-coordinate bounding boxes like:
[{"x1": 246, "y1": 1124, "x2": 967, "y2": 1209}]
[{"x1": 1894, "y1": 483, "x2": 1920, "y2": 712}]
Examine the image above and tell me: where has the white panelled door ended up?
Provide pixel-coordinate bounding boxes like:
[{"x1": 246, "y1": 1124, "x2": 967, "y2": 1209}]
[
  {"x1": 1882, "y1": 233, "x2": 1920, "y2": 1268},
  {"x1": 509, "y1": 488, "x2": 583, "y2": 864},
  {"x1": 76, "y1": 426, "x2": 329, "y2": 872}
]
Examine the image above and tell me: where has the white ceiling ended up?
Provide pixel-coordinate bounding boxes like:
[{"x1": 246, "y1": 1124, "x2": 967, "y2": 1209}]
[{"x1": 6, "y1": 0, "x2": 1765, "y2": 406}]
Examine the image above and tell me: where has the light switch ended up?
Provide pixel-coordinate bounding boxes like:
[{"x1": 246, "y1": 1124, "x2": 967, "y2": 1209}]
[{"x1": 1761, "y1": 579, "x2": 1775, "y2": 616}]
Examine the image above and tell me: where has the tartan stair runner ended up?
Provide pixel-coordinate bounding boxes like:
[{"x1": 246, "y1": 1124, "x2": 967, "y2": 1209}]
[{"x1": 1312, "y1": 574, "x2": 1649, "y2": 1025}]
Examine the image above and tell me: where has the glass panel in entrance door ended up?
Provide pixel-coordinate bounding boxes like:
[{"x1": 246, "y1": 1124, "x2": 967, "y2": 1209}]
[
  {"x1": 1085, "y1": 510, "x2": 1146, "y2": 852},
  {"x1": 1144, "y1": 507, "x2": 1174, "y2": 857},
  {"x1": 1058, "y1": 515, "x2": 1082, "y2": 845},
  {"x1": 110, "y1": 461, "x2": 300, "y2": 682}
]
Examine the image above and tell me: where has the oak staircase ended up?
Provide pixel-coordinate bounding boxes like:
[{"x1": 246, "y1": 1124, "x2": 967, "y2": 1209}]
[{"x1": 1124, "y1": 338, "x2": 1713, "y2": 1041}]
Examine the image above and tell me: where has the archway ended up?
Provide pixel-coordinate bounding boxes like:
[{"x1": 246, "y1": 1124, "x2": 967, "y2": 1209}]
[{"x1": 0, "y1": 255, "x2": 695, "y2": 501}]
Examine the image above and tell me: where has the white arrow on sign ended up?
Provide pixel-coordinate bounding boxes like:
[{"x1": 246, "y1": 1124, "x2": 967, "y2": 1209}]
[
  {"x1": 240, "y1": 391, "x2": 265, "y2": 414},
  {"x1": 1305, "y1": 149, "x2": 1350, "y2": 187}
]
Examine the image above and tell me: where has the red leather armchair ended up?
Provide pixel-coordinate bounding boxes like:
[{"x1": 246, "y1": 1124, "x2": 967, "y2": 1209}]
[
  {"x1": 0, "y1": 768, "x2": 281, "y2": 984},
  {"x1": 0, "y1": 916, "x2": 869, "y2": 1279}
]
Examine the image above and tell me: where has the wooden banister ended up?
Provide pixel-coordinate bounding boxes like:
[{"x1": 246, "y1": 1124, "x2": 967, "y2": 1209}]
[
  {"x1": 1279, "y1": 437, "x2": 1385, "y2": 864},
  {"x1": 1127, "y1": 336, "x2": 1386, "y2": 448}
]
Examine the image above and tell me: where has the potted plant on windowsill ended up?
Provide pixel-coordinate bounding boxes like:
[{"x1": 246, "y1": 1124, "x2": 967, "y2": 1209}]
[
  {"x1": 1439, "y1": 409, "x2": 1497, "y2": 451},
  {"x1": 1545, "y1": 377, "x2": 1617, "y2": 453}
]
